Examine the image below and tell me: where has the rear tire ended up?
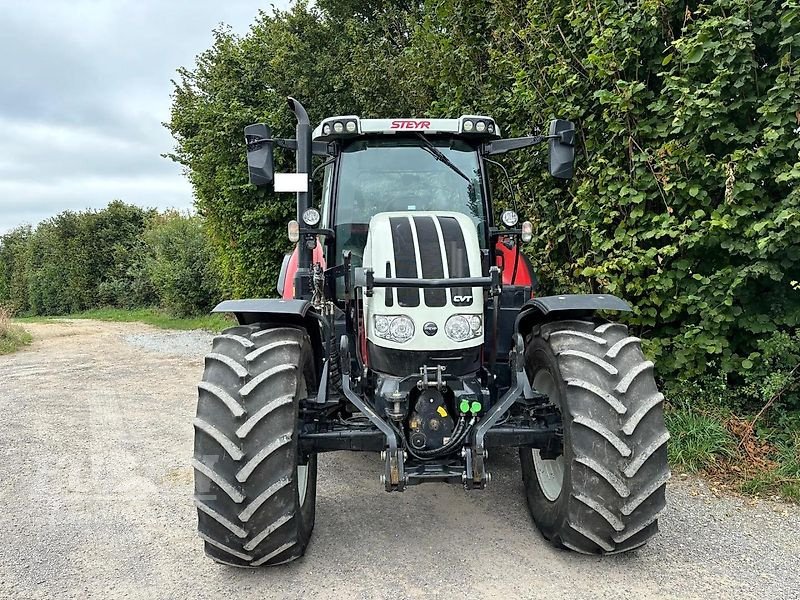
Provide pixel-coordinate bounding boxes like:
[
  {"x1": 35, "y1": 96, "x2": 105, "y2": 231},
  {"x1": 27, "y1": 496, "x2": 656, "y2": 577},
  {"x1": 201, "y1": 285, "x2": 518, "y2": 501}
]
[
  {"x1": 520, "y1": 319, "x2": 670, "y2": 554},
  {"x1": 193, "y1": 324, "x2": 317, "y2": 567}
]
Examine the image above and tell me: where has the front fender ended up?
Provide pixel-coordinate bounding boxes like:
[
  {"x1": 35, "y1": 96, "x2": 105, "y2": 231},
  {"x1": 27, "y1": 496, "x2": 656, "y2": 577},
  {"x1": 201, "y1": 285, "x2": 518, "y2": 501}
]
[
  {"x1": 514, "y1": 293, "x2": 631, "y2": 338},
  {"x1": 212, "y1": 298, "x2": 324, "y2": 378},
  {"x1": 212, "y1": 298, "x2": 314, "y2": 324}
]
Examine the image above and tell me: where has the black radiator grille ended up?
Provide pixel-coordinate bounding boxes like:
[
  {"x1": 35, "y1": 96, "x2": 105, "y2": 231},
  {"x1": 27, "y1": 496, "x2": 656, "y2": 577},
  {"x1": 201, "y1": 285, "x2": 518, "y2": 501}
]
[
  {"x1": 389, "y1": 216, "x2": 420, "y2": 307},
  {"x1": 413, "y1": 216, "x2": 446, "y2": 307},
  {"x1": 384, "y1": 261, "x2": 394, "y2": 307},
  {"x1": 388, "y1": 215, "x2": 473, "y2": 308},
  {"x1": 437, "y1": 216, "x2": 471, "y2": 305}
]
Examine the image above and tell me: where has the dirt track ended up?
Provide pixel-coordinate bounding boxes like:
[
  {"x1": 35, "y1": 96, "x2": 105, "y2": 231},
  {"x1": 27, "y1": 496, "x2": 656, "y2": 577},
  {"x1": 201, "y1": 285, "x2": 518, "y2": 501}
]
[{"x1": 1, "y1": 320, "x2": 798, "y2": 599}]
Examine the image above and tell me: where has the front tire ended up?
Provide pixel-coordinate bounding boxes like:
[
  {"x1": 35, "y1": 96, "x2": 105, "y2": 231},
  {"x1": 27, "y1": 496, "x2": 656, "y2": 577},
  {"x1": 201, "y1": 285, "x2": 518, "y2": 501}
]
[
  {"x1": 193, "y1": 324, "x2": 317, "y2": 567},
  {"x1": 520, "y1": 319, "x2": 670, "y2": 554}
]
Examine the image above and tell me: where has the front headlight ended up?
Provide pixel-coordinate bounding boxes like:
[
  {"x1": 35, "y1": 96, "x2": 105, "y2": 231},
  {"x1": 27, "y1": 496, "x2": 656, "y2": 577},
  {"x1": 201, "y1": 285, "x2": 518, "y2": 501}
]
[
  {"x1": 389, "y1": 316, "x2": 414, "y2": 343},
  {"x1": 445, "y1": 314, "x2": 482, "y2": 342},
  {"x1": 373, "y1": 315, "x2": 415, "y2": 343},
  {"x1": 468, "y1": 315, "x2": 482, "y2": 334},
  {"x1": 374, "y1": 315, "x2": 390, "y2": 335}
]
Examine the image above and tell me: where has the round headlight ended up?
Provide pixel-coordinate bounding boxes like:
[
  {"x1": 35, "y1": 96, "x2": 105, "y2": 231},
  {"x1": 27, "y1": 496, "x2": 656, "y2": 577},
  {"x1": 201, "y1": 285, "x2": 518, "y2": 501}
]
[
  {"x1": 322, "y1": 124, "x2": 331, "y2": 135},
  {"x1": 468, "y1": 315, "x2": 482, "y2": 332},
  {"x1": 333, "y1": 121, "x2": 344, "y2": 134},
  {"x1": 501, "y1": 210, "x2": 519, "y2": 227},
  {"x1": 476, "y1": 121, "x2": 487, "y2": 133},
  {"x1": 345, "y1": 120, "x2": 357, "y2": 133},
  {"x1": 445, "y1": 315, "x2": 471, "y2": 342},
  {"x1": 487, "y1": 122, "x2": 495, "y2": 133},
  {"x1": 389, "y1": 316, "x2": 414, "y2": 343},
  {"x1": 463, "y1": 120, "x2": 474, "y2": 132},
  {"x1": 374, "y1": 315, "x2": 390, "y2": 335},
  {"x1": 302, "y1": 208, "x2": 320, "y2": 226}
]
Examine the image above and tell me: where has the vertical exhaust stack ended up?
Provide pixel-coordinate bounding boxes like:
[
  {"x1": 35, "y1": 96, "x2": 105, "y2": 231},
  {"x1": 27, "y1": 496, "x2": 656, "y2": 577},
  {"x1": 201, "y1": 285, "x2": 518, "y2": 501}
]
[{"x1": 287, "y1": 97, "x2": 314, "y2": 300}]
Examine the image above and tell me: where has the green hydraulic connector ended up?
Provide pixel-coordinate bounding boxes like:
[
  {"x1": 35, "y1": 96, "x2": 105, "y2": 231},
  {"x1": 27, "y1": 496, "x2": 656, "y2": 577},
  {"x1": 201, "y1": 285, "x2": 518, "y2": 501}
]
[
  {"x1": 459, "y1": 399, "x2": 471, "y2": 415},
  {"x1": 469, "y1": 400, "x2": 482, "y2": 415}
]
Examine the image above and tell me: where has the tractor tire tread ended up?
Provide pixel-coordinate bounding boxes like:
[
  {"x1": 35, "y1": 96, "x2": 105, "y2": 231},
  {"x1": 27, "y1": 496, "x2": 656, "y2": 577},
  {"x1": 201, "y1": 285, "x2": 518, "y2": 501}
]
[
  {"x1": 193, "y1": 324, "x2": 316, "y2": 567},
  {"x1": 523, "y1": 319, "x2": 670, "y2": 554}
]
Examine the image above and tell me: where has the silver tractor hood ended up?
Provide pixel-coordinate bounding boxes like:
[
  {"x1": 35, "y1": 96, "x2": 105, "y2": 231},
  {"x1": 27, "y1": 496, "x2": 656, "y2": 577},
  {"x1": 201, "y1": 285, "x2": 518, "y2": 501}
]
[{"x1": 362, "y1": 211, "x2": 485, "y2": 352}]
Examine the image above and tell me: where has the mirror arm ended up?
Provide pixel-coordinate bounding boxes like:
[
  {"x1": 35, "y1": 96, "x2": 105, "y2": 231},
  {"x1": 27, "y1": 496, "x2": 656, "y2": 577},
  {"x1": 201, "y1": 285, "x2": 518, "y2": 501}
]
[
  {"x1": 482, "y1": 135, "x2": 549, "y2": 156},
  {"x1": 483, "y1": 130, "x2": 575, "y2": 157},
  {"x1": 245, "y1": 137, "x2": 335, "y2": 157},
  {"x1": 275, "y1": 138, "x2": 296, "y2": 150},
  {"x1": 276, "y1": 138, "x2": 335, "y2": 156},
  {"x1": 245, "y1": 139, "x2": 270, "y2": 151}
]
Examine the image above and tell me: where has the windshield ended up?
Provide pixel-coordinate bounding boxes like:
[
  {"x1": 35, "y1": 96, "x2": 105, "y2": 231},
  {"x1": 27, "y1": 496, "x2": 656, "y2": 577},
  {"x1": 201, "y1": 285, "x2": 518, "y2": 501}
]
[{"x1": 333, "y1": 138, "x2": 485, "y2": 268}]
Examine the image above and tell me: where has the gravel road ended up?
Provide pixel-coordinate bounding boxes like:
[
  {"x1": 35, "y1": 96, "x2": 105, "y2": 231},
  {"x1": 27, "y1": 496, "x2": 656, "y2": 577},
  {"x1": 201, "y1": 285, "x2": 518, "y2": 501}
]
[{"x1": 1, "y1": 320, "x2": 798, "y2": 599}]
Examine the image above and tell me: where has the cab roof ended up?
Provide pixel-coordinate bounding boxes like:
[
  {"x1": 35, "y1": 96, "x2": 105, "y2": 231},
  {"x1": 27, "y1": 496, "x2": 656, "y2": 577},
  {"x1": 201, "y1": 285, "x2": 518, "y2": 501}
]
[{"x1": 312, "y1": 116, "x2": 501, "y2": 142}]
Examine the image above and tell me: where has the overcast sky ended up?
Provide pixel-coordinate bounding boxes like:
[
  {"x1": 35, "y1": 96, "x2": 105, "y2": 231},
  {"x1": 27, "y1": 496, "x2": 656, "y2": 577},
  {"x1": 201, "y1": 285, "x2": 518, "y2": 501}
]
[{"x1": 0, "y1": 0, "x2": 291, "y2": 233}]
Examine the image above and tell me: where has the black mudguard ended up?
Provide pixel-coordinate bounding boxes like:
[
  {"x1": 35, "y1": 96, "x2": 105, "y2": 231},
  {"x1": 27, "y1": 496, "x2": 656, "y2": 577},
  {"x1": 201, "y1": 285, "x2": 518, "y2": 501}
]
[
  {"x1": 212, "y1": 298, "x2": 324, "y2": 373},
  {"x1": 514, "y1": 293, "x2": 631, "y2": 338},
  {"x1": 212, "y1": 298, "x2": 314, "y2": 325}
]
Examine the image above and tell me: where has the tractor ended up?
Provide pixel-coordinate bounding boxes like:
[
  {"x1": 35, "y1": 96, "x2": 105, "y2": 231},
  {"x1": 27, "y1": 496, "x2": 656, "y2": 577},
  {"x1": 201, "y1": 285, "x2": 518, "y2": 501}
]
[{"x1": 192, "y1": 97, "x2": 670, "y2": 567}]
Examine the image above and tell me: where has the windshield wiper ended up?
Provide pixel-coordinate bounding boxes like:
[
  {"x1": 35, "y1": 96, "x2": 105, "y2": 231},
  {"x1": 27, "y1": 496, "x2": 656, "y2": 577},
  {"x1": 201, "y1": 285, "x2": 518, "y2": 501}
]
[{"x1": 414, "y1": 133, "x2": 475, "y2": 190}]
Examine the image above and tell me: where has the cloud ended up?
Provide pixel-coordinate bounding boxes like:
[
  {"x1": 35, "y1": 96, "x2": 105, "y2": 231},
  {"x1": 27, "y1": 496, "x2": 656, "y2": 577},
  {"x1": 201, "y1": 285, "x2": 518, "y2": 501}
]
[{"x1": 0, "y1": 0, "x2": 288, "y2": 233}]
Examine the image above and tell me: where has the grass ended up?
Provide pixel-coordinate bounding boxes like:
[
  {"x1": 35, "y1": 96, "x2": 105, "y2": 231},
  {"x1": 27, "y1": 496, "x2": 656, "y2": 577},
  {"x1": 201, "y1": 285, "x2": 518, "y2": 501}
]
[
  {"x1": 16, "y1": 307, "x2": 231, "y2": 332},
  {"x1": 665, "y1": 407, "x2": 737, "y2": 472},
  {"x1": 665, "y1": 403, "x2": 800, "y2": 502},
  {"x1": 0, "y1": 307, "x2": 33, "y2": 354},
  {"x1": 737, "y1": 432, "x2": 800, "y2": 501}
]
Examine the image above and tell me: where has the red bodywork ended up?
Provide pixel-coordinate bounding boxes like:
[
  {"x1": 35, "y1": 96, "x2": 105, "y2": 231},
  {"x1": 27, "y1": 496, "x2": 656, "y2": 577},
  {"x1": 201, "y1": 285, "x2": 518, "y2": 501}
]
[
  {"x1": 280, "y1": 243, "x2": 326, "y2": 299},
  {"x1": 494, "y1": 239, "x2": 535, "y2": 289}
]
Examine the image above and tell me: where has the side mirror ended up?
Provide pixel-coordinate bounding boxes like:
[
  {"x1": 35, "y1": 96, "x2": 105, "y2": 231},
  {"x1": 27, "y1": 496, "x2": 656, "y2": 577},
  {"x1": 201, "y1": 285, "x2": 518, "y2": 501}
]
[
  {"x1": 244, "y1": 123, "x2": 274, "y2": 186},
  {"x1": 548, "y1": 119, "x2": 575, "y2": 180}
]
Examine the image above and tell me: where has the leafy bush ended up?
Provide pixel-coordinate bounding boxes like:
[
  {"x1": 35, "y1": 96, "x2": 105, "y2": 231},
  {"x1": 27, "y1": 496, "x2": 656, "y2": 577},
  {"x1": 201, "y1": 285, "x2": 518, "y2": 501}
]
[
  {"x1": 11, "y1": 201, "x2": 156, "y2": 315},
  {"x1": 740, "y1": 330, "x2": 800, "y2": 414},
  {"x1": 0, "y1": 226, "x2": 32, "y2": 315},
  {"x1": 143, "y1": 212, "x2": 221, "y2": 316},
  {"x1": 26, "y1": 214, "x2": 85, "y2": 315},
  {"x1": 96, "y1": 239, "x2": 158, "y2": 309},
  {"x1": 0, "y1": 202, "x2": 220, "y2": 318}
]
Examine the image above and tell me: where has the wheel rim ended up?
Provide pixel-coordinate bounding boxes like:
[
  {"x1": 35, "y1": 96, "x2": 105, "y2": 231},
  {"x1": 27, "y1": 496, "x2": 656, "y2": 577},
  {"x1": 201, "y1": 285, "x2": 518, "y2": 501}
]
[
  {"x1": 531, "y1": 369, "x2": 564, "y2": 502},
  {"x1": 297, "y1": 463, "x2": 309, "y2": 506}
]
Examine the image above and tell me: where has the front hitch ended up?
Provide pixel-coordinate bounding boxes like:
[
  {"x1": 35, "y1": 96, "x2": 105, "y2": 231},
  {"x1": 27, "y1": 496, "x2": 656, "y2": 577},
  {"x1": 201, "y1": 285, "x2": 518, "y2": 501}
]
[
  {"x1": 338, "y1": 335, "x2": 405, "y2": 491},
  {"x1": 466, "y1": 333, "x2": 528, "y2": 489}
]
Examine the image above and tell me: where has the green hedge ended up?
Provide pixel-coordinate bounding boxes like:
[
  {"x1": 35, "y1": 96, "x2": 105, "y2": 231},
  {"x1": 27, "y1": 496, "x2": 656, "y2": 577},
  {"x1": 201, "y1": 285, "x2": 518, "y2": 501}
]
[
  {"x1": 0, "y1": 202, "x2": 221, "y2": 318},
  {"x1": 167, "y1": 0, "x2": 799, "y2": 396},
  {"x1": 143, "y1": 211, "x2": 221, "y2": 316}
]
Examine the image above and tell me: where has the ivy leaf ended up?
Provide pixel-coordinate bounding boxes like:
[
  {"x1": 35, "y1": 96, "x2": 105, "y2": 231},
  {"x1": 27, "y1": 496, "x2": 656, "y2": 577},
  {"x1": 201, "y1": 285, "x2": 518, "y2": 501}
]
[{"x1": 685, "y1": 47, "x2": 705, "y2": 64}]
